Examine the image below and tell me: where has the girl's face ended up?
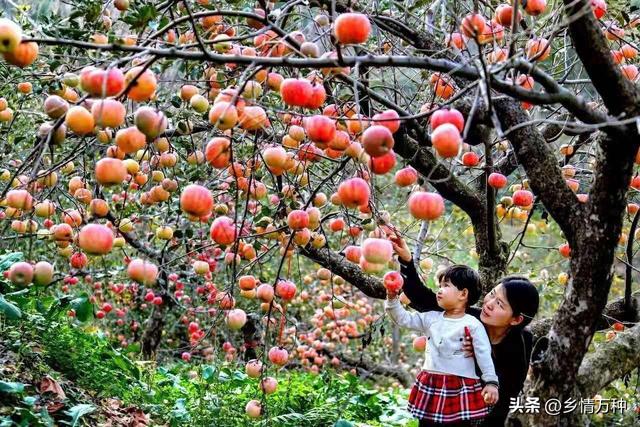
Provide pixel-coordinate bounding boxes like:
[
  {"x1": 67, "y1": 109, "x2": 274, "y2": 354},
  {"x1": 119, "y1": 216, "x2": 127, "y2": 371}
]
[
  {"x1": 436, "y1": 279, "x2": 467, "y2": 310},
  {"x1": 480, "y1": 284, "x2": 524, "y2": 328}
]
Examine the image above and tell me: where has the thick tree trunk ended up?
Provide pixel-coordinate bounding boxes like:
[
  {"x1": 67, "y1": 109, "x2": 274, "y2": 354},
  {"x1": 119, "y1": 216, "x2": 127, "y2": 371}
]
[
  {"x1": 241, "y1": 313, "x2": 262, "y2": 361},
  {"x1": 470, "y1": 208, "x2": 509, "y2": 293},
  {"x1": 519, "y1": 136, "x2": 637, "y2": 425}
]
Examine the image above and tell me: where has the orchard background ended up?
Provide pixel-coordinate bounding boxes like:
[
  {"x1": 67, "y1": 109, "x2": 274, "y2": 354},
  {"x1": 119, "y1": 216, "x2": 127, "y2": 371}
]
[{"x1": 0, "y1": 0, "x2": 639, "y2": 425}]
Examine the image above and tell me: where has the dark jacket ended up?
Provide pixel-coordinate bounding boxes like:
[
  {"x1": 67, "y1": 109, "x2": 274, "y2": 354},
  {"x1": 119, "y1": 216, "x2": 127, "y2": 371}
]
[{"x1": 400, "y1": 258, "x2": 533, "y2": 427}]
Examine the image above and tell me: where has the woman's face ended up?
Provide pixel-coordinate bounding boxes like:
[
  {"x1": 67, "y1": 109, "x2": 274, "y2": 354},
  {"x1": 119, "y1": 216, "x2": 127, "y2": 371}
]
[{"x1": 480, "y1": 284, "x2": 523, "y2": 328}]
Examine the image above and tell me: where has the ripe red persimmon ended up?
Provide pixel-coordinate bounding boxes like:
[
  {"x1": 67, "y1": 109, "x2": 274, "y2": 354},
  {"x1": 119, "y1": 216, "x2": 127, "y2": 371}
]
[
  {"x1": 383, "y1": 271, "x2": 404, "y2": 292},
  {"x1": 559, "y1": 242, "x2": 571, "y2": 258},
  {"x1": 460, "y1": 13, "x2": 487, "y2": 38},
  {"x1": 488, "y1": 172, "x2": 508, "y2": 189},
  {"x1": 369, "y1": 150, "x2": 396, "y2": 174},
  {"x1": 362, "y1": 125, "x2": 395, "y2": 157},
  {"x1": 333, "y1": 13, "x2": 371, "y2": 44},
  {"x1": 461, "y1": 151, "x2": 480, "y2": 167},
  {"x1": 337, "y1": 177, "x2": 370, "y2": 208},
  {"x1": 430, "y1": 108, "x2": 465, "y2": 133},
  {"x1": 431, "y1": 123, "x2": 462, "y2": 158},
  {"x1": 512, "y1": 189, "x2": 533, "y2": 206},
  {"x1": 408, "y1": 192, "x2": 445, "y2": 221}
]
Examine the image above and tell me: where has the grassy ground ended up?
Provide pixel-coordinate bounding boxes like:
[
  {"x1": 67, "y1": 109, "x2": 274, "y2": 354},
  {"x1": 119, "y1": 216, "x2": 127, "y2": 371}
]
[{"x1": 0, "y1": 312, "x2": 415, "y2": 426}]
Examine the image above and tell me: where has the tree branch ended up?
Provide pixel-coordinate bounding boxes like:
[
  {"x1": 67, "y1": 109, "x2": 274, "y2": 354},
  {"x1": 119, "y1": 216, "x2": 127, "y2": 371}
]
[
  {"x1": 299, "y1": 245, "x2": 385, "y2": 299},
  {"x1": 576, "y1": 323, "x2": 640, "y2": 397},
  {"x1": 529, "y1": 290, "x2": 640, "y2": 341},
  {"x1": 494, "y1": 98, "x2": 583, "y2": 242},
  {"x1": 395, "y1": 132, "x2": 483, "y2": 215},
  {"x1": 562, "y1": 0, "x2": 640, "y2": 118},
  {"x1": 320, "y1": 348, "x2": 414, "y2": 387}
]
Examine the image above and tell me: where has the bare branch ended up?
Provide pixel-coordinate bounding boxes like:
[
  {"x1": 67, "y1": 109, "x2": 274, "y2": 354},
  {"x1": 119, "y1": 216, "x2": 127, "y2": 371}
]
[
  {"x1": 299, "y1": 245, "x2": 385, "y2": 299},
  {"x1": 562, "y1": 0, "x2": 640, "y2": 118}
]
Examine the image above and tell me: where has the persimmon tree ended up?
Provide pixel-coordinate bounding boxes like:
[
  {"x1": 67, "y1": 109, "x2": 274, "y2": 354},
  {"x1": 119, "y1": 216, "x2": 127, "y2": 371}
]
[{"x1": 1, "y1": 0, "x2": 640, "y2": 425}]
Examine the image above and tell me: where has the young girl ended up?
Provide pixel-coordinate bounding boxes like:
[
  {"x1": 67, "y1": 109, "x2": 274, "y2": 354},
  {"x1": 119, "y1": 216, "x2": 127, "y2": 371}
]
[{"x1": 385, "y1": 265, "x2": 499, "y2": 426}]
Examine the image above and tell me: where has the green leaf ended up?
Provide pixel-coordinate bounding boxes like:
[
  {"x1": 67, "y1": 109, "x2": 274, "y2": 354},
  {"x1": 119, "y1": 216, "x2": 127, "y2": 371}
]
[
  {"x1": 22, "y1": 396, "x2": 37, "y2": 406},
  {"x1": 48, "y1": 60, "x2": 61, "y2": 72},
  {"x1": 158, "y1": 17, "x2": 170, "y2": 30},
  {"x1": 36, "y1": 296, "x2": 55, "y2": 314},
  {"x1": 122, "y1": 4, "x2": 158, "y2": 30},
  {"x1": 64, "y1": 404, "x2": 95, "y2": 426},
  {"x1": 70, "y1": 294, "x2": 93, "y2": 322},
  {"x1": 112, "y1": 354, "x2": 139, "y2": 379},
  {"x1": 124, "y1": 342, "x2": 141, "y2": 354},
  {"x1": 202, "y1": 365, "x2": 216, "y2": 381},
  {"x1": 334, "y1": 420, "x2": 354, "y2": 427},
  {"x1": 0, "y1": 381, "x2": 25, "y2": 393},
  {"x1": 0, "y1": 252, "x2": 23, "y2": 272},
  {"x1": 409, "y1": 0, "x2": 431, "y2": 11},
  {"x1": 218, "y1": 370, "x2": 230, "y2": 382},
  {"x1": 46, "y1": 295, "x2": 72, "y2": 319},
  {"x1": 171, "y1": 398, "x2": 189, "y2": 420},
  {"x1": 0, "y1": 295, "x2": 21, "y2": 320},
  {"x1": 171, "y1": 96, "x2": 183, "y2": 108},
  {"x1": 38, "y1": 407, "x2": 55, "y2": 427},
  {"x1": 232, "y1": 370, "x2": 247, "y2": 381}
]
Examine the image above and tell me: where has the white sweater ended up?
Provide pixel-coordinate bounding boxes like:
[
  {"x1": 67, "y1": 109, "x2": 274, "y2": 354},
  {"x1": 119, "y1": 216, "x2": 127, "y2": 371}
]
[{"x1": 384, "y1": 298, "x2": 498, "y2": 385}]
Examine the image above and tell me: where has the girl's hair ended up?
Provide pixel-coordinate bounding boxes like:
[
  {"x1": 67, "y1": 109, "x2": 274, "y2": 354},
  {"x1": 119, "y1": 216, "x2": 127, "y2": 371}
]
[
  {"x1": 436, "y1": 264, "x2": 481, "y2": 307},
  {"x1": 500, "y1": 276, "x2": 540, "y2": 329}
]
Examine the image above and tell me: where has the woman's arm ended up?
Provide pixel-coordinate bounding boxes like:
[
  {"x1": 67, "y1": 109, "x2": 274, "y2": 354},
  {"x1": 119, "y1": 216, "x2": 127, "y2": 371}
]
[
  {"x1": 399, "y1": 258, "x2": 441, "y2": 313},
  {"x1": 383, "y1": 225, "x2": 441, "y2": 313}
]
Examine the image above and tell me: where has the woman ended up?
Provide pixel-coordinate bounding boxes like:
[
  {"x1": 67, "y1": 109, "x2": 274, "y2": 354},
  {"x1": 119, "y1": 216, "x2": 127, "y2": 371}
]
[{"x1": 388, "y1": 232, "x2": 539, "y2": 426}]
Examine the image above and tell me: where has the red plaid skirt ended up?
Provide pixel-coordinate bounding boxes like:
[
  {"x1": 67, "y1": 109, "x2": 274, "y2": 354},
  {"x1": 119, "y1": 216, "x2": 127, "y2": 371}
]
[{"x1": 408, "y1": 371, "x2": 489, "y2": 423}]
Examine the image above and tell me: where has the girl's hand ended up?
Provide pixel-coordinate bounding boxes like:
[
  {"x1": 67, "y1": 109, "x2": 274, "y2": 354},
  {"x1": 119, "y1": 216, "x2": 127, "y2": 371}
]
[
  {"x1": 386, "y1": 288, "x2": 400, "y2": 300},
  {"x1": 482, "y1": 384, "x2": 499, "y2": 405}
]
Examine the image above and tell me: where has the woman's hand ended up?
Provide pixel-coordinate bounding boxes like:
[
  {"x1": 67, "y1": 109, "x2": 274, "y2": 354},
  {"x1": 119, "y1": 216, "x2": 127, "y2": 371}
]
[
  {"x1": 386, "y1": 288, "x2": 400, "y2": 300},
  {"x1": 380, "y1": 224, "x2": 412, "y2": 263},
  {"x1": 482, "y1": 384, "x2": 499, "y2": 405}
]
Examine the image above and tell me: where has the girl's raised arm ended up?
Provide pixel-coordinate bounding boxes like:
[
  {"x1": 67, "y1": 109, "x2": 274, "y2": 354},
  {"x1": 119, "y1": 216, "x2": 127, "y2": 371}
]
[{"x1": 384, "y1": 296, "x2": 437, "y2": 333}]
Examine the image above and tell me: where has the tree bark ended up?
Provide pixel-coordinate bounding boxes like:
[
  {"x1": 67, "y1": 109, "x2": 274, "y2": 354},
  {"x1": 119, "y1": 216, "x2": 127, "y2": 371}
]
[
  {"x1": 469, "y1": 207, "x2": 509, "y2": 293},
  {"x1": 517, "y1": 134, "x2": 637, "y2": 425},
  {"x1": 300, "y1": 245, "x2": 385, "y2": 299},
  {"x1": 319, "y1": 348, "x2": 414, "y2": 387},
  {"x1": 577, "y1": 323, "x2": 640, "y2": 397}
]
